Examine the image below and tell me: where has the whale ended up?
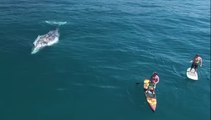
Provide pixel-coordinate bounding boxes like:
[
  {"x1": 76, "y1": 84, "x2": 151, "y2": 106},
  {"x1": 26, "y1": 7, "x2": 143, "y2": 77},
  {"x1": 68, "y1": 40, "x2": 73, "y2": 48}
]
[{"x1": 31, "y1": 28, "x2": 59, "y2": 54}]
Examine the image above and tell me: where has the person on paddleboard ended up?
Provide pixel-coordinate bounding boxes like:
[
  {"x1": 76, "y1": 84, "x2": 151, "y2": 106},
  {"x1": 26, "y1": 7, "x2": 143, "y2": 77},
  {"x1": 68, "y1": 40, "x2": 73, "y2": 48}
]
[
  {"x1": 146, "y1": 72, "x2": 160, "y2": 94},
  {"x1": 190, "y1": 54, "x2": 202, "y2": 72}
]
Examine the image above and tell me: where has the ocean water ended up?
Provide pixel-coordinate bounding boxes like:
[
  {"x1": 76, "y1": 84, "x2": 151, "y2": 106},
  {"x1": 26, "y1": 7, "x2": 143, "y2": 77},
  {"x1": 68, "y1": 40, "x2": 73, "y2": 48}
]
[{"x1": 0, "y1": 0, "x2": 210, "y2": 120}]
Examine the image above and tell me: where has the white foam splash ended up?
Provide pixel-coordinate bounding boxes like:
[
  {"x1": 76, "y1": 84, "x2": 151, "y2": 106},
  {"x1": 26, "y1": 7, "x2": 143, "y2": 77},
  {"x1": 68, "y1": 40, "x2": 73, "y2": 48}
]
[{"x1": 45, "y1": 21, "x2": 67, "y2": 26}]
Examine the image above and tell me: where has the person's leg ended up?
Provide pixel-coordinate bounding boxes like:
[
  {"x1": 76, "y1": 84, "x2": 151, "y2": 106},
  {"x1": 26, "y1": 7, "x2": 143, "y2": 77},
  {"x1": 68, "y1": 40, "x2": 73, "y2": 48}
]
[
  {"x1": 146, "y1": 86, "x2": 150, "y2": 93},
  {"x1": 190, "y1": 63, "x2": 194, "y2": 71},
  {"x1": 194, "y1": 64, "x2": 198, "y2": 72},
  {"x1": 146, "y1": 86, "x2": 153, "y2": 94}
]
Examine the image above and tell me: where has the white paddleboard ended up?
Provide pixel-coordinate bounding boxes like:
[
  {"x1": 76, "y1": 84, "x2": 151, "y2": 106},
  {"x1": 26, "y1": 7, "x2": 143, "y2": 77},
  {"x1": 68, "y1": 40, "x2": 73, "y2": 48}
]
[{"x1": 186, "y1": 67, "x2": 198, "y2": 80}]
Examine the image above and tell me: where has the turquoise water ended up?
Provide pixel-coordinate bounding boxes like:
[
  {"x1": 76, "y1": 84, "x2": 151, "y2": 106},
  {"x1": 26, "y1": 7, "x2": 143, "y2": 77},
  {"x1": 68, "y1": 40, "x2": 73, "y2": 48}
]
[{"x1": 0, "y1": 0, "x2": 210, "y2": 120}]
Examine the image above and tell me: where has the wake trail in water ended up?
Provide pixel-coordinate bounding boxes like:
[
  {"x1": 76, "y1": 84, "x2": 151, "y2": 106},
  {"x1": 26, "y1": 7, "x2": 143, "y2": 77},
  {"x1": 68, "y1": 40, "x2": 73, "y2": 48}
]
[{"x1": 45, "y1": 20, "x2": 67, "y2": 26}]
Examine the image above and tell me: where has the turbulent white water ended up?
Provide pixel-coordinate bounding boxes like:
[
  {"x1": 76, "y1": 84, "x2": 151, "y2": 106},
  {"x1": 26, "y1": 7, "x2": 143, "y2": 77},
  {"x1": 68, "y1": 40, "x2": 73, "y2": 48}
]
[{"x1": 31, "y1": 29, "x2": 60, "y2": 54}]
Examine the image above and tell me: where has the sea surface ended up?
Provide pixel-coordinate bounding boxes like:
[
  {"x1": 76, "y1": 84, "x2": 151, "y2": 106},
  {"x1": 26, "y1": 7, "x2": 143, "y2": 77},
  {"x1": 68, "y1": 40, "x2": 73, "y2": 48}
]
[{"x1": 0, "y1": 0, "x2": 210, "y2": 120}]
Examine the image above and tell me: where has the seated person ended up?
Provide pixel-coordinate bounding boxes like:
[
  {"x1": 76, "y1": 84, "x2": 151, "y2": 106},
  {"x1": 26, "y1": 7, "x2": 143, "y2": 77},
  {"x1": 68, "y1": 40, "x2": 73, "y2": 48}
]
[{"x1": 146, "y1": 72, "x2": 159, "y2": 95}]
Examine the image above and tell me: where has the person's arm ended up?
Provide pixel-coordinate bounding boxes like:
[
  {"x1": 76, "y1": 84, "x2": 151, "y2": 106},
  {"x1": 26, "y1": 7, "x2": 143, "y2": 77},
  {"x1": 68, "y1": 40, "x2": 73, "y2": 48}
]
[{"x1": 155, "y1": 76, "x2": 159, "y2": 84}]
